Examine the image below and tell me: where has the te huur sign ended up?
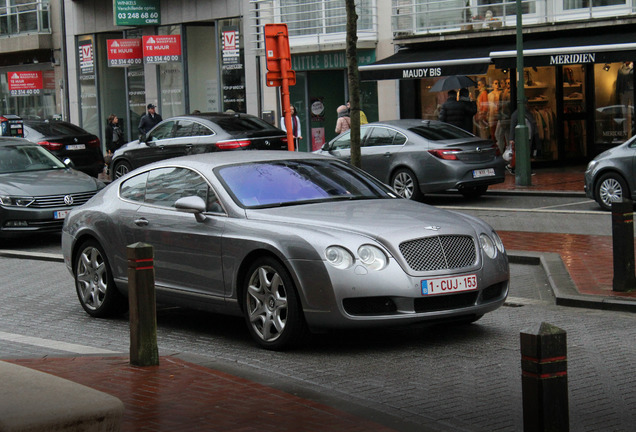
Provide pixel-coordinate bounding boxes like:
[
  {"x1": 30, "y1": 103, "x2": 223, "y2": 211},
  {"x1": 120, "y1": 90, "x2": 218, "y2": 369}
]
[{"x1": 114, "y1": 0, "x2": 160, "y2": 26}]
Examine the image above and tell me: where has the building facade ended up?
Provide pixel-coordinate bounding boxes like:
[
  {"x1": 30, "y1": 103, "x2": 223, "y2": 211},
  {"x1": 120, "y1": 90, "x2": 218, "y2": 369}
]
[
  {"x1": 64, "y1": 0, "x2": 257, "y2": 145},
  {"x1": 0, "y1": 0, "x2": 64, "y2": 120},
  {"x1": 360, "y1": 0, "x2": 636, "y2": 164}
]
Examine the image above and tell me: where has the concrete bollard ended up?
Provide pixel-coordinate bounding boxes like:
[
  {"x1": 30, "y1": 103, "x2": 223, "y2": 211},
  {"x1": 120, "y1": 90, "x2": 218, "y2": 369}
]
[
  {"x1": 520, "y1": 322, "x2": 569, "y2": 432},
  {"x1": 127, "y1": 242, "x2": 159, "y2": 367},
  {"x1": 611, "y1": 199, "x2": 636, "y2": 292}
]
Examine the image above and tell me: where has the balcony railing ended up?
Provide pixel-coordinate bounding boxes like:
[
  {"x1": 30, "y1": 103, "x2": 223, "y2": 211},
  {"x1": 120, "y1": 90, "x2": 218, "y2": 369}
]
[
  {"x1": 249, "y1": 0, "x2": 377, "y2": 50},
  {"x1": 0, "y1": 0, "x2": 50, "y2": 37},
  {"x1": 392, "y1": 0, "x2": 636, "y2": 37}
]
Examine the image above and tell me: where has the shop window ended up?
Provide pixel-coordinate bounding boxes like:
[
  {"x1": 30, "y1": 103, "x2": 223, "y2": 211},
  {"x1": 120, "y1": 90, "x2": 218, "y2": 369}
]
[
  {"x1": 158, "y1": 25, "x2": 185, "y2": 118},
  {"x1": 594, "y1": 62, "x2": 634, "y2": 151},
  {"x1": 125, "y1": 28, "x2": 145, "y2": 142},
  {"x1": 77, "y1": 35, "x2": 99, "y2": 137},
  {"x1": 187, "y1": 25, "x2": 218, "y2": 113}
]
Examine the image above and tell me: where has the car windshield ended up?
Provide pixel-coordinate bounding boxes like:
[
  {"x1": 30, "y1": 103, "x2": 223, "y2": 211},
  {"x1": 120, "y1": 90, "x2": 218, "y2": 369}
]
[
  {"x1": 409, "y1": 123, "x2": 474, "y2": 140},
  {"x1": 0, "y1": 145, "x2": 67, "y2": 174},
  {"x1": 217, "y1": 159, "x2": 394, "y2": 208},
  {"x1": 25, "y1": 121, "x2": 87, "y2": 136}
]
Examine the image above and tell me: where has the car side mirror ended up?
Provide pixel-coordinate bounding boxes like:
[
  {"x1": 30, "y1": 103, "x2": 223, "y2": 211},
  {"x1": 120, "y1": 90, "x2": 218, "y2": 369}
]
[
  {"x1": 175, "y1": 196, "x2": 207, "y2": 222},
  {"x1": 63, "y1": 157, "x2": 75, "y2": 168},
  {"x1": 321, "y1": 143, "x2": 331, "y2": 152}
]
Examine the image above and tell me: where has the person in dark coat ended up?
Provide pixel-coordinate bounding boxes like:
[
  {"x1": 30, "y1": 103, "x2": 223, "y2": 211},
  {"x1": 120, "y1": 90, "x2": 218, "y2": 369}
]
[
  {"x1": 105, "y1": 114, "x2": 124, "y2": 154},
  {"x1": 138, "y1": 103, "x2": 162, "y2": 136},
  {"x1": 438, "y1": 89, "x2": 477, "y2": 132}
]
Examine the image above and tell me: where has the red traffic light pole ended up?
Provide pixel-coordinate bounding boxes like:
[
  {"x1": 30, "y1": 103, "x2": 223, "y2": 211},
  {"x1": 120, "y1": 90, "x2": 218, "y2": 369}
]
[{"x1": 264, "y1": 24, "x2": 296, "y2": 152}]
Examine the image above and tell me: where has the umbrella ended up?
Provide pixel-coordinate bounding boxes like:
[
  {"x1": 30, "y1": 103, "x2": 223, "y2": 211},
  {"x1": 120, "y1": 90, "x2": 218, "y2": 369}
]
[{"x1": 429, "y1": 75, "x2": 476, "y2": 92}]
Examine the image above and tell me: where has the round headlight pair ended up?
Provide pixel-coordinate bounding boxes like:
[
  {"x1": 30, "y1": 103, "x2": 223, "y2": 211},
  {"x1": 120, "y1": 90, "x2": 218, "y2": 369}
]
[
  {"x1": 480, "y1": 231, "x2": 505, "y2": 259},
  {"x1": 325, "y1": 245, "x2": 388, "y2": 270}
]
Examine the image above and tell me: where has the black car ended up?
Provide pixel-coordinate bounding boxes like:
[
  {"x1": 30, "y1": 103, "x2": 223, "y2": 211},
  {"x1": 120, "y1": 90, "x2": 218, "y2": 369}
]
[
  {"x1": 0, "y1": 137, "x2": 104, "y2": 238},
  {"x1": 110, "y1": 112, "x2": 288, "y2": 179},
  {"x1": 23, "y1": 120, "x2": 104, "y2": 177}
]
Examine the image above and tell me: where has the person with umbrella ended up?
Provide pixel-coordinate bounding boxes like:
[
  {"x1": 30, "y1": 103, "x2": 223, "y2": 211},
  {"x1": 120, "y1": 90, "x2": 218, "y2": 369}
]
[{"x1": 438, "y1": 89, "x2": 476, "y2": 133}]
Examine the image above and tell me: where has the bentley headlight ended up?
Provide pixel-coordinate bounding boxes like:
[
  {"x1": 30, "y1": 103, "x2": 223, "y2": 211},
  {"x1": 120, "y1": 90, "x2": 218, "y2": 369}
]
[
  {"x1": 358, "y1": 245, "x2": 388, "y2": 271},
  {"x1": 479, "y1": 233, "x2": 497, "y2": 259},
  {"x1": 325, "y1": 246, "x2": 354, "y2": 269},
  {"x1": 0, "y1": 196, "x2": 34, "y2": 207},
  {"x1": 492, "y1": 231, "x2": 505, "y2": 253}
]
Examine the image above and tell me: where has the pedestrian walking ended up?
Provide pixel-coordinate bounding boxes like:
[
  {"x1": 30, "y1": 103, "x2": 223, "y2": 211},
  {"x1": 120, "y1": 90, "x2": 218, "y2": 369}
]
[
  {"x1": 335, "y1": 105, "x2": 351, "y2": 134},
  {"x1": 105, "y1": 114, "x2": 124, "y2": 154},
  {"x1": 138, "y1": 103, "x2": 162, "y2": 137},
  {"x1": 280, "y1": 106, "x2": 302, "y2": 150}
]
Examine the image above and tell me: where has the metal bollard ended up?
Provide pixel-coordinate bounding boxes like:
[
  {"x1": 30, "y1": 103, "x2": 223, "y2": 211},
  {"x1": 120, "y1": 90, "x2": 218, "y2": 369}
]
[
  {"x1": 612, "y1": 199, "x2": 636, "y2": 292},
  {"x1": 520, "y1": 322, "x2": 569, "y2": 432},
  {"x1": 127, "y1": 242, "x2": 159, "y2": 367}
]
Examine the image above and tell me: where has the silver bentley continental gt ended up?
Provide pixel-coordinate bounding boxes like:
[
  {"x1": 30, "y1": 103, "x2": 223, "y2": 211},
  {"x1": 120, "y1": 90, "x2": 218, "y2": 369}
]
[{"x1": 61, "y1": 151, "x2": 509, "y2": 350}]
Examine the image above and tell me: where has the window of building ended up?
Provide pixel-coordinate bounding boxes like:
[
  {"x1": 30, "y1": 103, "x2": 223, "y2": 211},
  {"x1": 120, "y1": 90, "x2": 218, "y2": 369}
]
[
  {"x1": 594, "y1": 61, "x2": 634, "y2": 152},
  {"x1": 186, "y1": 24, "x2": 218, "y2": 113},
  {"x1": 158, "y1": 25, "x2": 185, "y2": 118}
]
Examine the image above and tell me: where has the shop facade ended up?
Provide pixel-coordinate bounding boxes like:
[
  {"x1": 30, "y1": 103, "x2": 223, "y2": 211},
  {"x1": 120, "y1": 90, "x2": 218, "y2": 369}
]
[
  {"x1": 65, "y1": 0, "x2": 254, "y2": 146},
  {"x1": 361, "y1": 25, "x2": 636, "y2": 164},
  {"x1": 0, "y1": 0, "x2": 64, "y2": 121}
]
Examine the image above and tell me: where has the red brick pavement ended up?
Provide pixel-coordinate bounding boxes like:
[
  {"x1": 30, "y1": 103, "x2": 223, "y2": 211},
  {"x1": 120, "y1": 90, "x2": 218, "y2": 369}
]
[{"x1": 9, "y1": 356, "x2": 397, "y2": 432}]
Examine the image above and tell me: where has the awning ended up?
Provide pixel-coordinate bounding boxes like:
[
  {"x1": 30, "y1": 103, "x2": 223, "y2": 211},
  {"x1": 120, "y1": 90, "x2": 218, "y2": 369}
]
[
  {"x1": 359, "y1": 45, "x2": 493, "y2": 81},
  {"x1": 491, "y1": 33, "x2": 636, "y2": 68}
]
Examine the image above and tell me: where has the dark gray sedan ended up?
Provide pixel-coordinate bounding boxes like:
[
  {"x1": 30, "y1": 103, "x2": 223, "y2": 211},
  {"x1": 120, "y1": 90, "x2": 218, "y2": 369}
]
[
  {"x1": 110, "y1": 112, "x2": 287, "y2": 179},
  {"x1": 585, "y1": 136, "x2": 636, "y2": 210},
  {"x1": 314, "y1": 120, "x2": 505, "y2": 199},
  {"x1": 0, "y1": 137, "x2": 104, "y2": 238},
  {"x1": 62, "y1": 151, "x2": 509, "y2": 350}
]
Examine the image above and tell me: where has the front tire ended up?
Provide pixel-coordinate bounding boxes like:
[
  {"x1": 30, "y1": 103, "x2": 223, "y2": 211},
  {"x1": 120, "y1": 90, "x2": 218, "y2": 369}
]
[
  {"x1": 74, "y1": 240, "x2": 126, "y2": 318},
  {"x1": 596, "y1": 172, "x2": 629, "y2": 211},
  {"x1": 113, "y1": 160, "x2": 132, "y2": 179},
  {"x1": 391, "y1": 168, "x2": 422, "y2": 200},
  {"x1": 242, "y1": 257, "x2": 306, "y2": 350}
]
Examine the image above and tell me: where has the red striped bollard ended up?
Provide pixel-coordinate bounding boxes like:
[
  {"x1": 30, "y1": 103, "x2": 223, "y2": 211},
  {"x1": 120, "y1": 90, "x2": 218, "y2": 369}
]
[
  {"x1": 520, "y1": 322, "x2": 569, "y2": 432},
  {"x1": 127, "y1": 242, "x2": 159, "y2": 367}
]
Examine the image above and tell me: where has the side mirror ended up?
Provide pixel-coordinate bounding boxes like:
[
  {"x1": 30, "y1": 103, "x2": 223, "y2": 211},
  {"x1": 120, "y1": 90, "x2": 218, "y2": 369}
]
[
  {"x1": 175, "y1": 195, "x2": 207, "y2": 222},
  {"x1": 321, "y1": 143, "x2": 330, "y2": 152},
  {"x1": 63, "y1": 157, "x2": 75, "y2": 168}
]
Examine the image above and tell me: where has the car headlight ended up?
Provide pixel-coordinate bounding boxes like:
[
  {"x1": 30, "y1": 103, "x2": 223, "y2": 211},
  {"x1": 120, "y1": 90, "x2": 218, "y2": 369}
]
[
  {"x1": 479, "y1": 233, "x2": 497, "y2": 259},
  {"x1": 491, "y1": 230, "x2": 505, "y2": 254},
  {"x1": 325, "y1": 246, "x2": 354, "y2": 269},
  {"x1": 0, "y1": 196, "x2": 34, "y2": 207},
  {"x1": 358, "y1": 245, "x2": 388, "y2": 271}
]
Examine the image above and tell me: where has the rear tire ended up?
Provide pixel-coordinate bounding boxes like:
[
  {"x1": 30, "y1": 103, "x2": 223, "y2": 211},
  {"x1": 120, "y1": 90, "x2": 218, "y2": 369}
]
[{"x1": 391, "y1": 168, "x2": 422, "y2": 200}]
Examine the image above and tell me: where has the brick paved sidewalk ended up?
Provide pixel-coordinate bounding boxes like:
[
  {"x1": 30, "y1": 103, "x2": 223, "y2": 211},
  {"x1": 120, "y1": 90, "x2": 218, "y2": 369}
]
[{"x1": 8, "y1": 356, "x2": 397, "y2": 432}]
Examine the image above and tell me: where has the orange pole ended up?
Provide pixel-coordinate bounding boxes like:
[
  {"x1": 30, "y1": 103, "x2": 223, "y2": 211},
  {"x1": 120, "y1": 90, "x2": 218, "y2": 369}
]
[{"x1": 277, "y1": 32, "x2": 295, "y2": 151}]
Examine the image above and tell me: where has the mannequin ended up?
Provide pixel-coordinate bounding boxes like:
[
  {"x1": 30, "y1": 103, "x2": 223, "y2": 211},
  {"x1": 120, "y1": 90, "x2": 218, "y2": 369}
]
[
  {"x1": 488, "y1": 79, "x2": 502, "y2": 143},
  {"x1": 495, "y1": 78, "x2": 511, "y2": 153},
  {"x1": 476, "y1": 78, "x2": 489, "y2": 138}
]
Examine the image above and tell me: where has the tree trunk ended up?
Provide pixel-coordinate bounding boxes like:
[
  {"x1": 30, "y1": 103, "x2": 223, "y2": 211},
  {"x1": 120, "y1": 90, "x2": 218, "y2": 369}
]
[{"x1": 345, "y1": 0, "x2": 361, "y2": 168}]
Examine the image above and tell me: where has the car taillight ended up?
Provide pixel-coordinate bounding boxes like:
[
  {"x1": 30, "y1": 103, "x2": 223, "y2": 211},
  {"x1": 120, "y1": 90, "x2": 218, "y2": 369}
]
[
  {"x1": 87, "y1": 138, "x2": 101, "y2": 148},
  {"x1": 215, "y1": 139, "x2": 251, "y2": 150},
  {"x1": 428, "y1": 149, "x2": 460, "y2": 160},
  {"x1": 38, "y1": 141, "x2": 63, "y2": 151},
  {"x1": 281, "y1": 137, "x2": 288, "y2": 143}
]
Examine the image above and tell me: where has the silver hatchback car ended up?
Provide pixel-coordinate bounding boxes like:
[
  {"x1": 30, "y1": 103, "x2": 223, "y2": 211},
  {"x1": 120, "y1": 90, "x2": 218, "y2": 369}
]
[{"x1": 314, "y1": 120, "x2": 506, "y2": 200}]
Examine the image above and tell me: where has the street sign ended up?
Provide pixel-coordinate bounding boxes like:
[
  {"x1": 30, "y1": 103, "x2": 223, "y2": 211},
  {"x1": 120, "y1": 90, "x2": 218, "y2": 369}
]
[
  {"x1": 142, "y1": 35, "x2": 182, "y2": 64},
  {"x1": 266, "y1": 70, "x2": 296, "y2": 87},
  {"x1": 264, "y1": 24, "x2": 291, "y2": 73},
  {"x1": 114, "y1": 0, "x2": 160, "y2": 26},
  {"x1": 107, "y1": 38, "x2": 143, "y2": 67},
  {"x1": 8, "y1": 71, "x2": 43, "y2": 96}
]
